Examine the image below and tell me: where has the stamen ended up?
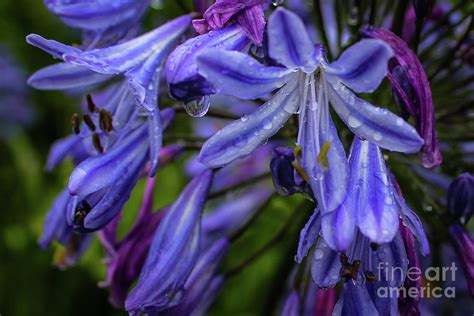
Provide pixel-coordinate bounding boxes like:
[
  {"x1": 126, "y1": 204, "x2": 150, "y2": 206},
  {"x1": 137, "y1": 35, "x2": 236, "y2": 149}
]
[
  {"x1": 365, "y1": 271, "x2": 377, "y2": 283},
  {"x1": 99, "y1": 109, "x2": 113, "y2": 132},
  {"x1": 83, "y1": 114, "x2": 96, "y2": 131},
  {"x1": 92, "y1": 132, "x2": 104, "y2": 153},
  {"x1": 71, "y1": 113, "x2": 81, "y2": 134},
  {"x1": 86, "y1": 94, "x2": 96, "y2": 113}
]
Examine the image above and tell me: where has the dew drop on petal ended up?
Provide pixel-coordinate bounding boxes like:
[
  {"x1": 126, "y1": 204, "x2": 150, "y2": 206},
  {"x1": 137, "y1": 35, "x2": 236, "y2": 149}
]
[
  {"x1": 374, "y1": 132, "x2": 383, "y2": 141},
  {"x1": 396, "y1": 117, "x2": 404, "y2": 126},
  {"x1": 263, "y1": 119, "x2": 273, "y2": 130},
  {"x1": 184, "y1": 96, "x2": 210, "y2": 118},
  {"x1": 240, "y1": 114, "x2": 249, "y2": 122},
  {"x1": 314, "y1": 249, "x2": 324, "y2": 260},
  {"x1": 348, "y1": 115, "x2": 362, "y2": 128}
]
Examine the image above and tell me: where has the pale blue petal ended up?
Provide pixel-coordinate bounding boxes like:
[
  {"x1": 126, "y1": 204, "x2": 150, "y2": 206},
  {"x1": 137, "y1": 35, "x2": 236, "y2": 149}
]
[
  {"x1": 198, "y1": 77, "x2": 299, "y2": 168},
  {"x1": 26, "y1": 34, "x2": 82, "y2": 59},
  {"x1": 28, "y1": 63, "x2": 112, "y2": 90},
  {"x1": 296, "y1": 209, "x2": 321, "y2": 263},
  {"x1": 321, "y1": 203, "x2": 356, "y2": 251},
  {"x1": 350, "y1": 138, "x2": 399, "y2": 244},
  {"x1": 64, "y1": 15, "x2": 192, "y2": 74},
  {"x1": 327, "y1": 78, "x2": 424, "y2": 153},
  {"x1": 196, "y1": 48, "x2": 293, "y2": 100},
  {"x1": 311, "y1": 238, "x2": 342, "y2": 288},
  {"x1": 327, "y1": 39, "x2": 393, "y2": 93},
  {"x1": 268, "y1": 8, "x2": 317, "y2": 72}
]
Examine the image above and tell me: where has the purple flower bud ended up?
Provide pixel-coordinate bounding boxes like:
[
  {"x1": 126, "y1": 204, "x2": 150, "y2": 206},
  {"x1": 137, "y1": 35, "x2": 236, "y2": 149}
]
[
  {"x1": 125, "y1": 170, "x2": 214, "y2": 314},
  {"x1": 270, "y1": 146, "x2": 306, "y2": 196},
  {"x1": 447, "y1": 173, "x2": 474, "y2": 224},
  {"x1": 448, "y1": 223, "x2": 474, "y2": 296},
  {"x1": 362, "y1": 27, "x2": 442, "y2": 168}
]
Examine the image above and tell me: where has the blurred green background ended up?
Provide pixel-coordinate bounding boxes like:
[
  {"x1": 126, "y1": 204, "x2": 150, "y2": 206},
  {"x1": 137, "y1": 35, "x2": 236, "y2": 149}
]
[{"x1": 0, "y1": 1, "x2": 309, "y2": 315}]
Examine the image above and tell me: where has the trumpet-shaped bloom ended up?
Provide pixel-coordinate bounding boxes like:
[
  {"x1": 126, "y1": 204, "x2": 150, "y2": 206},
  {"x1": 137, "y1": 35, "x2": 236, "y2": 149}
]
[
  {"x1": 125, "y1": 170, "x2": 214, "y2": 314},
  {"x1": 196, "y1": 8, "x2": 423, "y2": 213}
]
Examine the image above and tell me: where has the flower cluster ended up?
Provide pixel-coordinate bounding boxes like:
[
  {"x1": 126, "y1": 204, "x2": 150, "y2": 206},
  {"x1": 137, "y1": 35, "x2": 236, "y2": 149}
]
[{"x1": 29, "y1": 0, "x2": 473, "y2": 315}]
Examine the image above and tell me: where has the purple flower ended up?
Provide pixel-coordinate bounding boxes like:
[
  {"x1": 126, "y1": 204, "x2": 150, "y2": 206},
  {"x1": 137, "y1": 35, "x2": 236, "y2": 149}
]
[
  {"x1": 39, "y1": 190, "x2": 93, "y2": 269},
  {"x1": 448, "y1": 223, "x2": 474, "y2": 296},
  {"x1": 125, "y1": 170, "x2": 214, "y2": 314},
  {"x1": 196, "y1": 8, "x2": 423, "y2": 214},
  {"x1": 319, "y1": 137, "x2": 430, "y2": 253},
  {"x1": 362, "y1": 27, "x2": 442, "y2": 169},
  {"x1": 44, "y1": 0, "x2": 150, "y2": 35},
  {"x1": 447, "y1": 173, "x2": 474, "y2": 224},
  {"x1": 192, "y1": 0, "x2": 268, "y2": 44},
  {"x1": 165, "y1": 25, "x2": 250, "y2": 103}
]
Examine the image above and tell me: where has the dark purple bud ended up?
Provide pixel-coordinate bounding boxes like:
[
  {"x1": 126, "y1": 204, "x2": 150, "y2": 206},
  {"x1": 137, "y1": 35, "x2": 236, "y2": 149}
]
[
  {"x1": 448, "y1": 223, "x2": 474, "y2": 297},
  {"x1": 447, "y1": 173, "x2": 474, "y2": 224},
  {"x1": 270, "y1": 146, "x2": 306, "y2": 196},
  {"x1": 362, "y1": 27, "x2": 442, "y2": 168}
]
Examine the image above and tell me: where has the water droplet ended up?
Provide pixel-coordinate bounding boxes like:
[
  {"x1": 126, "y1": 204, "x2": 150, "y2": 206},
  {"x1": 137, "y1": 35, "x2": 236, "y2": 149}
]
[
  {"x1": 314, "y1": 249, "x2": 324, "y2": 260},
  {"x1": 263, "y1": 119, "x2": 273, "y2": 130},
  {"x1": 396, "y1": 117, "x2": 404, "y2": 126},
  {"x1": 272, "y1": 0, "x2": 284, "y2": 6},
  {"x1": 348, "y1": 116, "x2": 362, "y2": 128},
  {"x1": 240, "y1": 114, "x2": 249, "y2": 122},
  {"x1": 384, "y1": 196, "x2": 393, "y2": 205},
  {"x1": 374, "y1": 132, "x2": 383, "y2": 141},
  {"x1": 233, "y1": 135, "x2": 248, "y2": 148},
  {"x1": 184, "y1": 96, "x2": 210, "y2": 118}
]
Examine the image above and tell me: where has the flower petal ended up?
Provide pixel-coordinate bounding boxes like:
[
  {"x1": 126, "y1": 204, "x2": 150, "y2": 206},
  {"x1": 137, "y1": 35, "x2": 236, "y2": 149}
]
[
  {"x1": 125, "y1": 170, "x2": 213, "y2": 314},
  {"x1": 196, "y1": 48, "x2": 293, "y2": 99},
  {"x1": 327, "y1": 79, "x2": 424, "y2": 153},
  {"x1": 28, "y1": 63, "x2": 112, "y2": 90},
  {"x1": 311, "y1": 238, "x2": 342, "y2": 288},
  {"x1": 349, "y1": 138, "x2": 399, "y2": 244},
  {"x1": 332, "y1": 283, "x2": 379, "y2": 316},
  {"x1": 166, "y1": 25, "x2": 250, "y2": 101},
  {"x1": 64, "y1": 15, "x2": 192, "y2": 74},
  {"x1": 198, "y1": 77, "x2": 299, "y2": 168},
  {"x1": 280, "y1": 291, "x2": 300, "y2": 316},
  {"x1": 26, "y1": 34, "x2": 82, "y2": 59},
  {"x1": 68, "y1": 125, "x2": 148, "y2": 196},
  {"x1": 296, "y1": 209, "x2": 321, "y2": 263},
  {"x1": 326, "y1": 39, "x2": 393, "y2": 93},
  {"x1": 321, "y1": 202, "x2": 356, "y2": 252},
  {"x1": 268, "y1": 8, "x2": 317, "y2": 72}
]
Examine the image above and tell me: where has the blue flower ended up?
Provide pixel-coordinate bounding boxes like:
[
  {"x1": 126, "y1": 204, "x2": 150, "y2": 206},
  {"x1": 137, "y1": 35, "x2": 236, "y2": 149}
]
[
  {"x1": 447, "y1": 172, "x2": 473, "y2": 224},
  {"x1": 125, "y1": 170, "x2": 214, "y2": 314},
  {"x1": 195, "y1": 8, "x2": 423, "y2": 214}
]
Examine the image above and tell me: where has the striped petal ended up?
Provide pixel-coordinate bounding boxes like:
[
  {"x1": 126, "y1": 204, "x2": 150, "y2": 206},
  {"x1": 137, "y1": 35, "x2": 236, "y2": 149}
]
[
  {"x1": 198, "y1": 77, "x2": 299, "y2": 168},
  {"x1": 196, "y1": 48, "x2": 293, "y2": 99},
  {"x1": 327, "y1": 78, "x2": 424, "y2": 153}
]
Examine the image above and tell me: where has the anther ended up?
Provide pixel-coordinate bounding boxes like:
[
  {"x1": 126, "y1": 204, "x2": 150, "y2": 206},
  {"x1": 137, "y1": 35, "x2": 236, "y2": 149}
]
[
  {"x1": 71, "y1": 113, "x2": 81, "y2": 134},
  {"x1": 86, "y1": 94, "x2": 96, "y2": 113},
  {"x1": 99, "y1": 109, "x2": 113, "y2": 132},
  {"x1": 370, "y1": 242, "x2": 379, "y2": 251},
  {"x1": 83, "y1": 114, "x2": 96, "y2": 131},
  {"x1": 92, "y1": 132, "x2": 104, "y2": 153},
  {"x1": 351, "y1": 260, "x2": 361, "y2": 279}
]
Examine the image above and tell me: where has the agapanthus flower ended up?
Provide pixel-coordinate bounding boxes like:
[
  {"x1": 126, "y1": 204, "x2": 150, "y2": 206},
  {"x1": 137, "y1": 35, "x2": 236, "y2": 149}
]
[
  {"x1": 196, "y1": 8, "x2": 423, "y2": 215},
  {"x1": 125, "y1": 170, "x2": 213, "y2": 314},
  {"x1": 448, "y1": 223, "x2": 474, "y2": 296}
]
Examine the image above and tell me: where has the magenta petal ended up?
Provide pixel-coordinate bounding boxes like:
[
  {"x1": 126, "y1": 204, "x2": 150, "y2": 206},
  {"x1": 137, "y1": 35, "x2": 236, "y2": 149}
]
[{"x1": 362, "y1": 27, "x2": 442, "y2": 168}]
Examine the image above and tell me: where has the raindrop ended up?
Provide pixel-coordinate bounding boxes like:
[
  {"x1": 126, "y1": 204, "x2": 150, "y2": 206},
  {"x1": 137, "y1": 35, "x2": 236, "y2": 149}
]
[
  {"x1": 263, "y1": 119, "x2": 273, "y2": 130},
  {"x1": 396, "y1": 117, "x2": 404, "y2": 126},
  {"x1": 314, "y1": 249, "x2": 324, "y2": 260},
  {"x1": 373, "y1": 132, "x2": 383, "y2": 141},
  {"x1": 272, "y1": 0, "x2": 284, "y2": 6},
  {"x1": 348, "y1": 116, "x2": 362, "y2": 128},
  {"x1": 184, "y1": 96, "x2": 210, "y2": 118},
  {"x1": 240, "y1": 114, "x2": 249, "y2": 122}
]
